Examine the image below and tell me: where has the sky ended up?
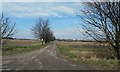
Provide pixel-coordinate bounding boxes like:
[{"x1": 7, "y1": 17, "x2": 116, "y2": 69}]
[{"x1": 1, "y1": 1, "x2": 88, "y2": 40}]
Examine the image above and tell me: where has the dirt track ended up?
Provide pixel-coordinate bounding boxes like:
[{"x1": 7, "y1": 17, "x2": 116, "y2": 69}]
[{"x1": 2, "y1": 42, "x2": 96, "y2": 70}]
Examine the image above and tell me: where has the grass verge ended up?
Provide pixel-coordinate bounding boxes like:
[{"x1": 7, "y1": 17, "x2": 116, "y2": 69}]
[
  {"x1": 57, "y1": 43, "x2": 119, "y2": 70},
  {"x1": 2, "y1": 43, "x2": 50, "y2": 56}
]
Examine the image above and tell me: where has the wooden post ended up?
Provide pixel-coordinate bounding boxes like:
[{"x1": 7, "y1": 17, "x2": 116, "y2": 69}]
[{"x1": 41, "y1": 39, "x2": 43, "y2": 45}]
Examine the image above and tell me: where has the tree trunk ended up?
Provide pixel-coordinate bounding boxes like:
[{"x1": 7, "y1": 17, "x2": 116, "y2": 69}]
[
  {"x1": 114, "y1": 47, "x2": 120, "y2": 60},
  {"x1": 45, "y1": 40, "x2": 47, "y2": 44}
]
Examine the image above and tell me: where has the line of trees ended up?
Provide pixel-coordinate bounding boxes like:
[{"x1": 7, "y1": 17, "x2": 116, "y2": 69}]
[
  {"x1": 0, "y1": 12, "x2": 54, "y2": 48},
  {"x1": 77, "y1": 1, "x2": 120, "y2": 60},
  {"x1": 31, "y1": 18, "x2": 54, "y2": 44}
]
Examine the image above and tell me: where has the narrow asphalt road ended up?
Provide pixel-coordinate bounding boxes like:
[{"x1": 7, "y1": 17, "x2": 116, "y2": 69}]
[{"x1": 2, "y1": 42, "x2": 96, "y2": 70}]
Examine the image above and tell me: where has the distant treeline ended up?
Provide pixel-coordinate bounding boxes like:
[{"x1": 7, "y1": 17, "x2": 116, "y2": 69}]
[
  {"x1": 2, "y1": 37, "x2": 14, "y2": 39},
  {"x1": 2, "y1": 37, "x2": 107, "y2": 43},
  {"x1": 55, "y1": 39, "x2": 107, "y2": 43},
  {"x1": 2, "y1": 37, "x2": 34, "y2": 40}
]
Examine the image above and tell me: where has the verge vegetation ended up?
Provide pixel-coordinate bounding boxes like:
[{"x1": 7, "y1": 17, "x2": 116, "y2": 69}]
[
  {"x1": 57, "y1": 41, "x2": 119, "y2": 70},
  {"x1": 2, "y1": 39, "x2": 50, "y2": 56}
]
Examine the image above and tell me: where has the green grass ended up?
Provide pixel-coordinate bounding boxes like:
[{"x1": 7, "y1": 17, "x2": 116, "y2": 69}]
[
  {"x1": 78, "y1": 57, "x2": 119, "y2": 69},
  {"x1": 58, "y1": 45, "x2": 76, "y2": 59},
  {"x1": 2, "y1": 43, "x2": 50, "y2": 56},
  {"x1": 57, "y1": 44, "x2": 119, "y2": 70}
]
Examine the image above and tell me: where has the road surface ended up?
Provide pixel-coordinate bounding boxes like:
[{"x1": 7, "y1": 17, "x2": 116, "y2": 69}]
[{"x1": 2, "y1": 42, "x2": 96, "y2": 70}]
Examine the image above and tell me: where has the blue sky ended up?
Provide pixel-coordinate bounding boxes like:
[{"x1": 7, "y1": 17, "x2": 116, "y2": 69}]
[{"x1": 2, "y1": 2, "x2": 87, "y2": 39}]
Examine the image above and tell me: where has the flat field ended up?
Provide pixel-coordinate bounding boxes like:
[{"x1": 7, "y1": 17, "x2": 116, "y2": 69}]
[
  {"x1": 2, "y1": 39, "x2": 48, "y2": 55},
  {"x1": 57, "y1": 41, "x2": 120, "y2": 70}
]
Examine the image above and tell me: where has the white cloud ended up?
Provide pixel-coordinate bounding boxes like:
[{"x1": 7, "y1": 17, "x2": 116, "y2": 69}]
[
  {"x1": 1, "y1": 0, "x2": 90, "y2": 2},
  {"x1": 0, "y1": 3, "x2": 2, "y2": 13},
  {"x1": 2, "y1": 0, "x2": 117, "y2": 2},
  {"x1": 3, "y1": 2, "x2": 63, "y2": 18},
  {"x1": 50, "y1": 6, "x2": 75, "y2": 14},
  {"x1": 53, "y1": 28, "x2": 85, "y2": 39},
  {"x1": 2, "y1": 2, "x2": 79, "y2": 18}
]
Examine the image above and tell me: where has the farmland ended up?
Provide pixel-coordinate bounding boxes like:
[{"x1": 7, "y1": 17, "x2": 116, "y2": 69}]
[
  {"x1": 57, "y1": 41, "x2": 120, "y2": 70},
  {"x1": 2, "y1": 39, "x2": 49, "y2": 55},
  {"x1": 2, "y1": 39, "x2": 120, "y2": 70}
]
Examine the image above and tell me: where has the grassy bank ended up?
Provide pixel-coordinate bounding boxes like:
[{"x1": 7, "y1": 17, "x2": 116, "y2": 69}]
[
  {"x1": 2, "y1": 39, "x2": 50, "y2": 56},
  {"x1": 57, "y1": 41, "x2": 119, "y2": 70}
]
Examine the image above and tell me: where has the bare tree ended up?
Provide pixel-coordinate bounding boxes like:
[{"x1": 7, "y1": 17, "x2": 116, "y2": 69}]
[
  {"x1": 0, "y1": 12, "x2": 16, "y2": 47},
  {"x1": 31, "y1": 18, "x2": 54, "y2": 44},
  {"x1": 77, "y1": 1, "x2": 120, "y2": 60}
]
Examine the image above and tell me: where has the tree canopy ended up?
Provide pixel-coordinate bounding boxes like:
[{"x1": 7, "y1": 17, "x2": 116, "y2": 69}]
[
  {"x1": 31, "y1": 18, "x2": 54, "y2": 43},
  {"x1": 77, "y1": 1, "x2": 120, "y2": 59}
]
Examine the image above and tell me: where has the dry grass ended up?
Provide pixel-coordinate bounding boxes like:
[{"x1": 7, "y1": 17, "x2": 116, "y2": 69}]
[
  {"x1": 57, "y1": 41, "x2": 119, "y2": 70},
  {"x1": 57, "y1": 41, "x2": 112, "y2": 59},
  {"x1": 57, "y1": 41, "x2": 109, "y2": 49},
  {"x1": 2, "y1": 39, "x2": 49, "y2": 55},
  {"x1": 57, "y1": 41, "x2": 107, "y2": 46},
  {"x1": 2, "y1": 39, "x2": 41, "y2": 46}
]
